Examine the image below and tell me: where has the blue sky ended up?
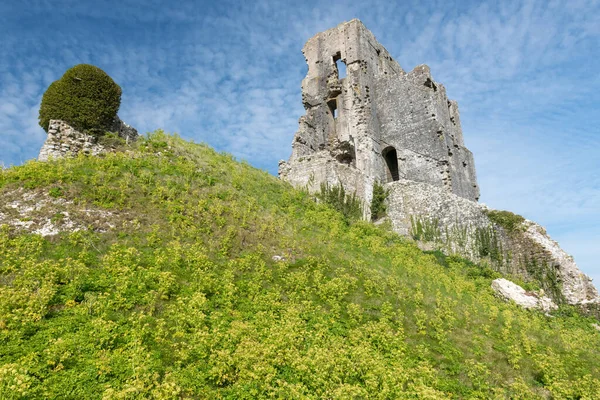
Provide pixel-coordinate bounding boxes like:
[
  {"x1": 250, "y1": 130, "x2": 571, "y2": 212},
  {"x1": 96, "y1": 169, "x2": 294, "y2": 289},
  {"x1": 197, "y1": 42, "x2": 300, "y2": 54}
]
[{"x1": 1, "y1": 0, "x2": 599, "y2": 287}]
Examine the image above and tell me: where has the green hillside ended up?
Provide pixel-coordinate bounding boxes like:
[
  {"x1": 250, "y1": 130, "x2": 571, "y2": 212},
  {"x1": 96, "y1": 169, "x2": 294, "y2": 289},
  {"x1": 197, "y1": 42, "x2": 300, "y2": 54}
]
[{"x1": 1, "y1": 132, "x2": 599, "y2": 399}]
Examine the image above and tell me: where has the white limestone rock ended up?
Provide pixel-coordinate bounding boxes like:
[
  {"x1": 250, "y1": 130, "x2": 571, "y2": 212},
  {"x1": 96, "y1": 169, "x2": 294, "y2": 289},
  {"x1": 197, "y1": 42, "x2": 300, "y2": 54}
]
[
  {"x1": 524, "y1": 221, "x2": 599, "y2": 304},
  {"x1": 0, "y1": 188, "x2": 120, "y2": 236},
  {"x1": 491, "y1": 278, "x2": 558, "y2": 312}
]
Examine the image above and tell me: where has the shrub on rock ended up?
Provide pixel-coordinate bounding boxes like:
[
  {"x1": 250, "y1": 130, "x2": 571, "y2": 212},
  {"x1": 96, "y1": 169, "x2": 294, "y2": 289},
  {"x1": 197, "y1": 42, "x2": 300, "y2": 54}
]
[{"x1": 38, "y1": 64, "x2": 122, "y2": 135}]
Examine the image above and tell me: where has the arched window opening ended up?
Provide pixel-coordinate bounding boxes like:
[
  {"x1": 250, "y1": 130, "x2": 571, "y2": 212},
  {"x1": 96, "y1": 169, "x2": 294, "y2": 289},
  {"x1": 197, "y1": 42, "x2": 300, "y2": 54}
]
[{"x1": 382, "y1": 146, "x2": 399, "y2": 182}]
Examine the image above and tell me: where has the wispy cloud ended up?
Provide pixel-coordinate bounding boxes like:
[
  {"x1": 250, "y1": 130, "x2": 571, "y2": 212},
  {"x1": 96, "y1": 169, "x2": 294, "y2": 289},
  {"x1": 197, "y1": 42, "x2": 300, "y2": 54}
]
[{"x1": 1, "y1": 0, "x2": 599, "y2": 285}]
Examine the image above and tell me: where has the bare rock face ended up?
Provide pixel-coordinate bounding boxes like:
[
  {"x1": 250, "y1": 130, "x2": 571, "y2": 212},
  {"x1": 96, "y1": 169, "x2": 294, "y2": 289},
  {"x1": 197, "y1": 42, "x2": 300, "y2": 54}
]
[
  {"x1": 38, "y1": 116, "x2": 138, "y2": 161},
  {"x1": 491, "y1": 278, "x2": 558, "y2": 312},
  {"x1": 280, "y1": 20, "x2": 599, "y2": 309}
]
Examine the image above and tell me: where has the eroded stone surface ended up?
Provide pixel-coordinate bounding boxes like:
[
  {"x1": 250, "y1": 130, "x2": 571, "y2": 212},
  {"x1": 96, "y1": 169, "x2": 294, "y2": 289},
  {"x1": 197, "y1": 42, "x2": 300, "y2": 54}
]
[
  {"x1": 491, "y1": 278, "x2": 558, "y2": 312},
  {"x1": 279, "y1": 20, "x2": 598, "y2": 308},
  {"x1": 38, "y1": 116, "x2": 138, "y2": 161},
  {"x1": 524, "y1": 223, "x2": 599, "y2": 304},
  {"x1": 279, "y1": 19, "x2": 479, "y2": 213}
]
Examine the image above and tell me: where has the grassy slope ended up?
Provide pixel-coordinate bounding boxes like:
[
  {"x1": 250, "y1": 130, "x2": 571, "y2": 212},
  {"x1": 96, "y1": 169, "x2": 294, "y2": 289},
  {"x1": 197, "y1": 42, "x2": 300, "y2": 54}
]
[{"x1": 1, "y1": 132, "x2": 599, "y2": 399}]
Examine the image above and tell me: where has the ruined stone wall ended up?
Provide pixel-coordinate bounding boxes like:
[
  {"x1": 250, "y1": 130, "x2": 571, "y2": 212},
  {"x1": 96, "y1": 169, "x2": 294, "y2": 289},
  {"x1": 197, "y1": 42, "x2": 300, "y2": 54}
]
[
  {"x1": 386, "y1": 179, "x2": 599, "y2": 306},
  {"x1": 38, "y1": 120, "x2": 106, "y2": 161},
  {"x1": 38, "y1": 116, "x2": 138, "y2": 161},
  {"x1": 374, "y1": 66, "x2": 479, "y2": 200},
  {"x1": 280, "y1": 19, "x2": 599, "y2": 307},
  {"x1": 280, "y1": 19, "x2": 479, "y2": 210}
]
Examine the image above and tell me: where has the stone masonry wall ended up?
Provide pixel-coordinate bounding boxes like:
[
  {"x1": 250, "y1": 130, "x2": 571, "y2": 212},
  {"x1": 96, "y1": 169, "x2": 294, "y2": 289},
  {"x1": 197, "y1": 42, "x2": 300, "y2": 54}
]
[
  {"x1": 38, "y1": 120, "x2": 106, "y2": 161},
  {"x1": 279, "y1": 19, "x2": 479, "y2": 213},
  {"x1": 280, "y1": 19, "x2": 599, "y2": 309},
  {"x1": 38, "y1": 116, "x2": 138, "y2": 161}
]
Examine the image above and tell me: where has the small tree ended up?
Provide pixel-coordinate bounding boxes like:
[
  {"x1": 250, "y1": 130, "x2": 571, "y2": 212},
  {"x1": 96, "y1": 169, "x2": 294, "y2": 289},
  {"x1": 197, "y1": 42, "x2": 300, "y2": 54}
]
[
  {"x1": 370, "y1": 181, "x2": 390, "y2": 221},
  {"x1": 39, "y1": 64, "x2": 122, "y2": 135},
  {"x1": 316, "y1": 183, "x2": 363, "y2": 224}
]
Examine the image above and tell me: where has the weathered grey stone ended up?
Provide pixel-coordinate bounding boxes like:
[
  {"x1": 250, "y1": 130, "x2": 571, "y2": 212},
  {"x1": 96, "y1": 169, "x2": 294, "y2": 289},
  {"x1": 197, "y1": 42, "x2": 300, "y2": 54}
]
[
  {"x1": 280, "y1": 19, "x2": 479, "y2": 213},
  {"x1": 110, "y1": 115, "x2": 139, "y2": 143},
  {"x1": 38, "y1": 116, "x2": 138, "y2": 161},
  {"x1": 38, "y1": 120, "x2": 106, "y2": 161},
  {"x1": 385, "y1": 179, "x2": 599, "y2": 305},
  {"x1": 491, "y1": 278, "x2": 558, "y2": 312},
  {"x1": 280, "y1": 20, "x2": 599, "y2": 308}
]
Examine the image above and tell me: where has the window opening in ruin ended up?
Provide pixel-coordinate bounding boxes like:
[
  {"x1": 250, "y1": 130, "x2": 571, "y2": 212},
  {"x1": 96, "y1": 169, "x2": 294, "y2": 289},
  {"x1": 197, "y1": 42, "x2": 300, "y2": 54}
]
[
  {"x1": 333, "y1": 52, "x2": 346, "y2": 79},
  {"x1": 382, "y1": 146, "x2": 400, "y2": 182},
  {"x1": 327, "y1": 98, "x2": 338, "y2": 119}
]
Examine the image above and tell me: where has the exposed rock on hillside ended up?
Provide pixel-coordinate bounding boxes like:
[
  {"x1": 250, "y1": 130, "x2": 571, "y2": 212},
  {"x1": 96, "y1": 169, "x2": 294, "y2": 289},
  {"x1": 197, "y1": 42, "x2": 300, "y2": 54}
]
[
  {"x1": 492, "y1": 278, "x2": 557, "y2": 312},
  {"x1": 0, "y1": 187, "x2": 122, "y2": 236}
]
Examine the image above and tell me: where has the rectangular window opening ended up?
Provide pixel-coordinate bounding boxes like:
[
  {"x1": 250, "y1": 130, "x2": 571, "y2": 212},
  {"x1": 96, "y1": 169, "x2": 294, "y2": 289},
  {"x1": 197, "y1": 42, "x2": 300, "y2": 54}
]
[
  {"x1": 333, "y1": 52, "x2": 346, "y2": 79},
  {"x1": 327, "y1": 98, "x2": 338, "y2": 119}
]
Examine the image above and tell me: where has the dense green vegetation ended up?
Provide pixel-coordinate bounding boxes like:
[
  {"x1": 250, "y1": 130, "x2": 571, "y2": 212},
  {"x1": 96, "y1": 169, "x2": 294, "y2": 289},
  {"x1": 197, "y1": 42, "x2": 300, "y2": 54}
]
[
  {"x1": 485, "y1": 209, "x2": 526, "y2": 233},
  {"x1": 370, "y1": 181, "x2": 389, "y2": 221},
  {"x1": 38, "y1": 64, "x2": 122, "y2": 134},
  {"x1": 316, "y1": 183, "x2": 362, "y2": 224},
  {"x1": 1, "y1": 132, "x2": 599, "y2": 398}
]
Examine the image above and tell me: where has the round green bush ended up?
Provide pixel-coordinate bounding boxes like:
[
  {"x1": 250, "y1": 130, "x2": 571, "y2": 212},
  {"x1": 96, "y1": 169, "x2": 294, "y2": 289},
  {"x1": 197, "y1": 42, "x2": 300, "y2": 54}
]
[{"x1": 39, "y1": 64, "x2": 122, "y2": 134}]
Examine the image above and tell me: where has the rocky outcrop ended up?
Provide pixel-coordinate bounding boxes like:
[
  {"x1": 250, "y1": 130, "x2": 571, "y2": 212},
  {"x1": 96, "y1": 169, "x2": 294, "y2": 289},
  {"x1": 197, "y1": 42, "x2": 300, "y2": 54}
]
[
  {"x1": 38, "y1": 116, "x2": 138, "y2": 161},
  {"x1": 491, "y1": 278, "x2": 557, "y2": 312}
]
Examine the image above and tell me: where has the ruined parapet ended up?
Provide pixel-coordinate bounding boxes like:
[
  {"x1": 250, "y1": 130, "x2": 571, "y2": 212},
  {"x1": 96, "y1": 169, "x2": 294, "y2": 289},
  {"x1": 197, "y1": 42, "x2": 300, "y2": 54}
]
[
  {"x1": 279, "y1": 19, "x2": 479, "y2": 209},
  {"x1": 38, "y1": 117, "x2": 138, "y2": 161}
]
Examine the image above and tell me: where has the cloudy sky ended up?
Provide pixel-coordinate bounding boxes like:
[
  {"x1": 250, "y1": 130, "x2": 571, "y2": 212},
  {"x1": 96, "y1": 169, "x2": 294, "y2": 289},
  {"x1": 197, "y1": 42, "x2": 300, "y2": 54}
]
[{"x1": 1, "y1": 0, "x2": 599, "y2": 286}]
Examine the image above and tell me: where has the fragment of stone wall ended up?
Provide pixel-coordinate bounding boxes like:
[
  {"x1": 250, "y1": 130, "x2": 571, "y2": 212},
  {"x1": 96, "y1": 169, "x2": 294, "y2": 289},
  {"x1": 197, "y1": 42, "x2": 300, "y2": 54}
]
[
  {"x1": 280, "y1": 19, "x2": 407, "y2": 211},
  {"x1": 374, "y1": 64, "x2": 479, "y2": 200},
  {"x1": 38, "y1": 117, "x2": 138, "y2": 162},
  {"x1": 38, "y1": 120, "x2": 106, "y2": 161},
  {"x1": 386, "y1": 179, "x2": 599, "y2": 306},
  {"x1": 280, "y1": 19, "x2": 480, "y2": 213},
  {"x1": 110, "y1": 115, "x2": 139, "y2": 143}
]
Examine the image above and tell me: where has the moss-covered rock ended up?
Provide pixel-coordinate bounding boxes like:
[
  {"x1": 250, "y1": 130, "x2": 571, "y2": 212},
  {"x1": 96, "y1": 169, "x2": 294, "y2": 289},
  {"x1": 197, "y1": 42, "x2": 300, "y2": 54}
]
[{"x1": 38, "y1": 64, "x2": 122, "y2": 134}]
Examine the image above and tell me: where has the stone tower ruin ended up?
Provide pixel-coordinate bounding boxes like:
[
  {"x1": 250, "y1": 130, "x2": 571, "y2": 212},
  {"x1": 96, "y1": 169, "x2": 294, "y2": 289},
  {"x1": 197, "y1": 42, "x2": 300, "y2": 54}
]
[
  {"x1": 279, "y1": 19, "x2": 479, "y2": 212},
  {"x1": 280, "y1": 19, "x2": 600, "y2": 309}
]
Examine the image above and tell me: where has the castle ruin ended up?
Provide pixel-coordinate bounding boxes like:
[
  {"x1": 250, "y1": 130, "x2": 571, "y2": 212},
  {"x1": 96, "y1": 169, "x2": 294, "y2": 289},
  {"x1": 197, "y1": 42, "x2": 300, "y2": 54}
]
[
  {"x1": 280, "y1": 20, "x2": 599, "y2": 309},
  {"x1": 279, "y1": 19, "x2": 479, "y2": 212}
]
